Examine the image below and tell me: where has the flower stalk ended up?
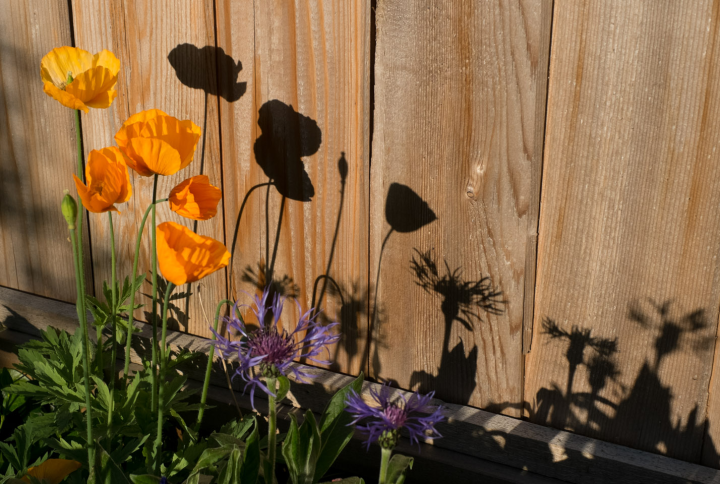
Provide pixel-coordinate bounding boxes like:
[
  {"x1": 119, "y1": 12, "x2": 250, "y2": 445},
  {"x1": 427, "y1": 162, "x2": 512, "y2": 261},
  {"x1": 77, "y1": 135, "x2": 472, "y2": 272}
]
[
  {"x1": 154, "y1": 280, "x2": 175, "y2": 473},
  {"x1": 107, "y1": 211, "x2": 117, "y2": 443},
  {"x1": 196, "y1": 299, "x2": 232, "y2": 431},
  {"x1": 265, "y1": 377, "x2": 277, "y2": 484},
  {"x1": 379, "y1": 447, "x2": 392, "y2": 484},
  {"x1": 150, "y1": 174, "x2": 159, "y2": 413}
]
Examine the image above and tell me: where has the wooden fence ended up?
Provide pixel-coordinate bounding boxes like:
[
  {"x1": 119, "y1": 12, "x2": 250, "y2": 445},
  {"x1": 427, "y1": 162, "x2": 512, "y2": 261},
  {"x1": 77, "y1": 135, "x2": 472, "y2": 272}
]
[{"x1": 2, "y1": 0, "x2": 720, "y2": 470}]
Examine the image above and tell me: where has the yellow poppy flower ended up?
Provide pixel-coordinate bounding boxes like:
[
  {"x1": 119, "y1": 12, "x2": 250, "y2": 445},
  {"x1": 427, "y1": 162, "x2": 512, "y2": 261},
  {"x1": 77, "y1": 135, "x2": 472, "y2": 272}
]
[
  {"x1": 40, "y1": 47, "x2": 120, "y2": 112},
  {"x1": 115, "y1": 109, "x2": 201, "y2": 177},
  {"x1": 22, "y1": 459, "x2": 81, "y2": 484},
  {"x1": 73, "y1": 147, "x2": 132, "y2": 213},
  {"x1": 156, "y1": 222, "x2": 230, "y2": 286},
  {"x1": 169, "y1": 175, "x2": 222, "y2": 221}
]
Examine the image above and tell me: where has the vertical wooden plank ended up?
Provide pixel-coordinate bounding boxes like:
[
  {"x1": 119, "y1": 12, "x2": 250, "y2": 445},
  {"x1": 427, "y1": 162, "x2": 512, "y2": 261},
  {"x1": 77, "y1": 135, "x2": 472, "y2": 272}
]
[
  {"x1": 71, "y1": 0, "x2": 226, "y2": 337},
  {"x1": 0, "y1": 0, "x2": 84, "y2": 302},
  {"x1": 525, "y1": 0, "x2": 720, "y2": 464},
  {"x1": 370, "y1": 0, "x2": 550, "y2": 411},
  {"x1": 218, "y1": 0, "x2": 370, "y2": 375}
]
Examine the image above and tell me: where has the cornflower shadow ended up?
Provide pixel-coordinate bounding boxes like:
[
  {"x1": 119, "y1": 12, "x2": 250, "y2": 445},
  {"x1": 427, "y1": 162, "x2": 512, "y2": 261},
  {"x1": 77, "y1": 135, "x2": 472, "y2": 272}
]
[{"x1": 408, "y1": 249, "x2": 504, "y2": 404}]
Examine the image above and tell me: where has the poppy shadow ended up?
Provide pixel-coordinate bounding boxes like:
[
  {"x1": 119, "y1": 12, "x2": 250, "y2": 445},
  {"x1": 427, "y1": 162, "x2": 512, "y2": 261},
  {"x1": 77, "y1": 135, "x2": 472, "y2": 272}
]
[
  {"x1": 168, "y1": 43, "x2": 246, "y2": 102},
  {"x1": 253, "y1": 100, "x2": 320, "y2": 202}
]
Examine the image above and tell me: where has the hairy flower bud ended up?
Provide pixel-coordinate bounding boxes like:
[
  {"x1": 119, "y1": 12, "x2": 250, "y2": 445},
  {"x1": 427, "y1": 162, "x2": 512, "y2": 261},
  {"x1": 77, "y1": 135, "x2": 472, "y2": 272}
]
[{"x1": 61, "y1": 191, "x2": 78, "y2": 230}]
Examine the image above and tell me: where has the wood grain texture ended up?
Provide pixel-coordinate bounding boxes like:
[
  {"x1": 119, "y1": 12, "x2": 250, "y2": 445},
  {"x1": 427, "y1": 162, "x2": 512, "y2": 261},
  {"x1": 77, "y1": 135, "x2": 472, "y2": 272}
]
[
  {"x1": 525, "y1": 0, "x2": 720, "y2": 465},
  {"x1": 0, "y1": 0, "x2": 93, "y2": 302},
  {"x1": 4, "y1": 285, "x2": 720, "y2": 484},
  {"x1": 71, "y1": 0, "x2": 227, "y2": 337},
  {"x1": 370, "y1": 0, "x2": 551, "y2": 412},
  {"x1": 218, "y1": 0, "x2": 370, "y2": 375}
]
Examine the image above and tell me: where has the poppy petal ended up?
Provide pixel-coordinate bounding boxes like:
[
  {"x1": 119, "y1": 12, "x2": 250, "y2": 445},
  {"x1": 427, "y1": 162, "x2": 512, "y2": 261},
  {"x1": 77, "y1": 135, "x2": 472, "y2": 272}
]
[
  {"x1": 43, "y1": 81, "x2": 88, "y2": 112},
  {"x1": 127, "y1": 138, "x2": 182, "y2": 176},
  {"x1": 40, "y1": 46, "x2": 93, "y2": 88},
  {"x1": 169, "y1": 175, "x2": 221, "y2": 220},
  {"x1": 92, "y1": 49, "x2": 120, "y2": 76},
  {"x1": 24, "y1": 459, "x2": 82, "y2": 484},
  {"x1": 114, "y1": 109, "x2": 168, "y2": 149},
  {"x1": 157, "y1": 222, "x2": 230, "y2": 286},
  {"x1": 140, "y1": 115, "x2": 201, "y2": 169},
  {"x1": 66, "y1": 66, "x2": 118, "y2": 104},
  {"x1": 86, "y1": 89, "x2": 118, "y2": 109}
]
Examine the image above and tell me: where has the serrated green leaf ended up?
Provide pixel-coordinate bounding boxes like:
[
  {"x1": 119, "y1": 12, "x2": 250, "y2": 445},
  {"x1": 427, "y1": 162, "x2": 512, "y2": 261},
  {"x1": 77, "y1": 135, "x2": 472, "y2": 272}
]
[{"x1": 92, "y1": 377, "x2": 112, "y2": 411}]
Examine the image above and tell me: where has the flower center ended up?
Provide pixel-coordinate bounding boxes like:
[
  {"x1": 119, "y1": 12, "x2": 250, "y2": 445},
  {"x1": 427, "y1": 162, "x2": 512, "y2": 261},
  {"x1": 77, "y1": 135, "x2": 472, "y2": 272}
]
[
  {"x1": 382, "y1": 404, "x2": 407, "y2": 428},
  {"x1": 248, "y1": 329, "x2": 295, "y2": 367}
]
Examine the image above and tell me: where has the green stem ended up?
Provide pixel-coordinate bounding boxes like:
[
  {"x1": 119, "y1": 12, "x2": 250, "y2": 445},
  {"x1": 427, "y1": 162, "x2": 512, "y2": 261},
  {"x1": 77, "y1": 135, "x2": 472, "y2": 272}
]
[
  {"x1": 195, "y1": 299, "x2": 232, "y2": 432},
  {"x1": 265, "y1": 377, "x2": 277, "y2": 484},
  {"x1": 150, "y1": 174, "x2": 159, "y2": 413},
  {"x1": 154, "y1": 281, "x2": 175, "y2": 474},
  {"x1": 70, "y1": 227, "x2": 95, "y2": 477},
  {"x1": 122, "y1": 198, "x2": 167, "y2": 386},
  {"x1": 379, "y1": 447, "x2": 392, "y2": 484},
  {"x1": 107, "y1": 212, "x2": 117, "y2": 446}
]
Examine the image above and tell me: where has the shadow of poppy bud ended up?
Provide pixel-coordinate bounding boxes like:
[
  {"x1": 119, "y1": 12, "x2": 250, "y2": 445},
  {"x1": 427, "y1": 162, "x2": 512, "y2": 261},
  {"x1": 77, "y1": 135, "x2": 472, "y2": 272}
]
[{"x1": 61, "y1": 191, "x2": 78, "y2": 230}]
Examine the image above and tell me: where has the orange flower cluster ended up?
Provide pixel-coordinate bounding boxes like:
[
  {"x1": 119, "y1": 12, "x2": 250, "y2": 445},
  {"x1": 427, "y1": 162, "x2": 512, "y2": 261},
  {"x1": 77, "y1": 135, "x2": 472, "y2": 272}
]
[{"x1": 42, "y1": 45, "x2": 229, "y2": 286}]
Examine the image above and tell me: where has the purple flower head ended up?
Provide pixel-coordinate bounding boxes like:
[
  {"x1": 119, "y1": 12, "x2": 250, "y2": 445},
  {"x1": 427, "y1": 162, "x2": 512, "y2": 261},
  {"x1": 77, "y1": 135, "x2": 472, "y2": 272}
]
[
  {"x1": 345, "y1": 385, "x2": 445, "y2": 450},
  {"x1": 210, "y1": 286, "x2": 340, "y2": 408}
]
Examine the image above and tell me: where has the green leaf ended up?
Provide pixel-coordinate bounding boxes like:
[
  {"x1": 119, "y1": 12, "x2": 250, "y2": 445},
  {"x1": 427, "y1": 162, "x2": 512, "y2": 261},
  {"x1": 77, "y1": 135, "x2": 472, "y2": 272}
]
[
  {"x1": 92, "y1": 376, "x2": 113, "y2": 411},
  {"x1": 97, "y1": 441, "x2": 132, "y2": 483},
  {"x1": 218, "y1": 417, "x2": 253, "y2": 441},
  {"x1": 170, "y1": 409, "x2": 198, "y2": 443},
  {"x1": 386, "y1": 454, "x2": 414, "y2": 484},
  {"x1": 129, "y1": 476, "x2": 162, "y2": 484},
  {"x1": 276, "y1": 376, "x2": 290, "y2": 403},
  {"x1": 186, "y1": 446, "x2": 233, "y2": 479},
  {"x1": 313, "y1": 373, "x2": 364, "y2": 482},
  {"x1": 239, "y1": 417, "x2": 259, "y2": 484},
  {"x1": 283, "y1": 411, "x2": 321, "y2": 484},
  {"x1": 216, "y1": 447, "x2": 241, "y2": 484},
  {"x1": 319, "y1": 478, "x2": 364, "y2": 484}
]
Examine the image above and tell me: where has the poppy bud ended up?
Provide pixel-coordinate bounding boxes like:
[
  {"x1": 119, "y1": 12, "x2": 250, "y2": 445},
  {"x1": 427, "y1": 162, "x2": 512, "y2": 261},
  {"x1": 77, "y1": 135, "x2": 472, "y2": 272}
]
[{"x1": 61, "y1": 191, "x2": 78, "y2": 230}]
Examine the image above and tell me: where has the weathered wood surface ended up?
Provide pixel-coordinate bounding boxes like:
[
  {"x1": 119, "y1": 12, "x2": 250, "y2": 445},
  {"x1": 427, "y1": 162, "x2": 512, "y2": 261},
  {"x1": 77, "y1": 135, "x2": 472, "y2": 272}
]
[
  {"x1": 369, "y1": 0, "x2": 552, "y2": 412},
  {"x1": 3, "y1": 285, "x2": 720, "y2": 484},
  {"x1": 70, "y1": 0, "x2": 227, "y2": 337},
  {"x1": 218, "y1": 0, "x2": 371, "y2": 375},
  {"x1": 0, "y1": 0, "x2": 92, "y2": 302},
  {"x1": 524, "y1": 0, "x2": 720, "y2": 466}
]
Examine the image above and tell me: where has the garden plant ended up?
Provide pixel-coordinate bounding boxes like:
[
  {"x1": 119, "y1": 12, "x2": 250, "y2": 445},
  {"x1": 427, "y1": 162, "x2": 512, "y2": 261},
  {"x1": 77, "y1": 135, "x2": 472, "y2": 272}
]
[{"x1": 0, "y1": 46, "x2": 445, "y2": 484}]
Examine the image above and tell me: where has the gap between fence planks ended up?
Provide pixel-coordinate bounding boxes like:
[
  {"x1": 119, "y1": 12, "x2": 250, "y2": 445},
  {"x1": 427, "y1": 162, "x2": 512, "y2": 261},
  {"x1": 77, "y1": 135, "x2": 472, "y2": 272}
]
[
  {"x1": 2, "y1": 285, "x2": 720, "y2": 484},
  {"x1": 525, "y1": 0, "x2": 720, "y2": 466}
]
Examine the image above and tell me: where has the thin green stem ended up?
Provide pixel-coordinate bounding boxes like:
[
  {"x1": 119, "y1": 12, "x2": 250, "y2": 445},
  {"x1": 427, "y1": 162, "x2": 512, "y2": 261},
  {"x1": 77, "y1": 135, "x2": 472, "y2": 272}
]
[
  {"x1": 150, "y1": 174, "x2": 159, "y2": 413},
  {"x1": 70, "y1": 227, "x2": 95, "y2": 477},
  {"x1": 196, "y1": 299, "x2": 232, "y2": 432},
  {"x1": 265, "y1": 377, "x2": 277, "y2": 484},
  {"x1": 107, "y1": 212, "x2": 117, "y2": 448},
  {"x1": 154, "y1": 281, "x2": 175, "y2": 474},
  {"x1": 379, "y1": 447, "x2": 392, "y2": 484},
  {"x1": 122, "y1": 198, "x2": 167, "y2": 386}
]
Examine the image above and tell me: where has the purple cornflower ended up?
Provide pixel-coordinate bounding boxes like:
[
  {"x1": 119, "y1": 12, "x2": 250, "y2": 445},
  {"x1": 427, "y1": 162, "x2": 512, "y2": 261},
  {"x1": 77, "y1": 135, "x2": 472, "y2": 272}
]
[
  {"x1": 210, "y1": 287, "x2": 339, "y2": 407},
  {"x1": 345, "y1": 385, "x2": 445, "y2": 450}
]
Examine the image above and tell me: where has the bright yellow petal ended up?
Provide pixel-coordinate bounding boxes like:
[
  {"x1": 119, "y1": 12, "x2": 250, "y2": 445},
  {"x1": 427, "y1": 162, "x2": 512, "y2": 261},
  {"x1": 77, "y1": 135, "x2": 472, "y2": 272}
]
[
  {"x1": 140, "y1": 115, "x2": 201, "y2": 169},
  {"x1": 127, "y1": 138, "x2": 182, "y2": 176},
  {"x1": 114, "y1": 109, "x2": 168, "y2": 149},
  {"x1": 40, "y1": 47, "x2": 93, "y2": 88},
  {"x1": 92, "y1": 49, "x2": 120, "y2": 76},
  {"x1": 169, "y1": 175, "x2": 221, "y2": 220},
  {"x1": 43, "y1": 81, "x2": 88, "y2": 112},
  {"x1": 100, "y1": 147, "x2": 133, "y2": 204},
  {"x1": 65, "y1": 66, "x2": 117, "y2": 106},
  {"x1": 86, "y1": 89, "x2": 118, "y2": 109}
]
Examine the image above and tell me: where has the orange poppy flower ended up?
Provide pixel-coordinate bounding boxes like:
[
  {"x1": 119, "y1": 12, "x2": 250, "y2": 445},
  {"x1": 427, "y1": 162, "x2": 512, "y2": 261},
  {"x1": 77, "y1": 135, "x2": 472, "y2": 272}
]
[
  {"x1": 156, "y1": 222, "x2": 230, "y2": 286},
  {"x1": 40, "y1": 47, "x2": 120, "y2": 112},
  {"x1": 73, "y1": 147, "x2": 132, "y2": 213},
  {"x1": 114, "y1": 109, "x2": 201, "y2": 177},
  {"x1": 22, "y1": 459, "x2": 81, "y2": 484},
  {"x1": 169, "y1": 175, "x2": 222, "y2": 221}
]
